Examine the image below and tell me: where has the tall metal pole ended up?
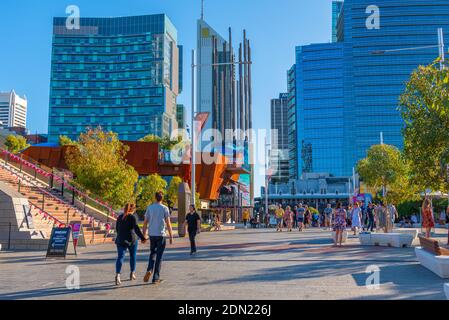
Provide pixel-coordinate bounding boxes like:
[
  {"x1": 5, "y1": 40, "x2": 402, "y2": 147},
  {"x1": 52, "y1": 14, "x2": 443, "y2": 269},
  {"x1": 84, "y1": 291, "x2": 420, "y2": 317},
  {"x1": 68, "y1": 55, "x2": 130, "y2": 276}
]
[
  {"x1": 265, "y1": 136, "x2": 270, "y2": 217},
  {"x1": 438, "y1": 28, "x2": 445, "y2": 70},
  {"x1": 191, "y1": 49, "x2": 196, "y2": 205}
]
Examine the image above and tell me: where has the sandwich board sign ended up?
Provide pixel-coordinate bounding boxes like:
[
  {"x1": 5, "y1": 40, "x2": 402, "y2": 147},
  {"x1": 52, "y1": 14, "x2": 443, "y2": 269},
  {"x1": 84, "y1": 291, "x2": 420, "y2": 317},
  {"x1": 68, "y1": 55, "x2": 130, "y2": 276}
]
[
  {"x1": 46, "y1": 227, "x2": 77, "y2": 259},
  {"x1": 70, "y1": 222, "x2": 86, "y2": 248}
]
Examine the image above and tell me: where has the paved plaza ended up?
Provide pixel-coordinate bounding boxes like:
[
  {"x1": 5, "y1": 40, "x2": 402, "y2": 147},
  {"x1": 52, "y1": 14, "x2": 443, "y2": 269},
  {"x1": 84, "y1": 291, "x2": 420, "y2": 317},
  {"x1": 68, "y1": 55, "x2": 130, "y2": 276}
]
[{"x1": 0, "y1": 227, "x2": 448, "y2": 300}]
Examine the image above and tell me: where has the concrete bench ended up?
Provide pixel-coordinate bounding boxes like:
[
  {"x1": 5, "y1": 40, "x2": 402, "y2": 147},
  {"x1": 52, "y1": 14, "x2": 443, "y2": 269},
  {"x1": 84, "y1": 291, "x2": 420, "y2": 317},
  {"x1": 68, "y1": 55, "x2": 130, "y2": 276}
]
[
  {"x1": 332, "y1": 230, "x2": 348, "y2": 243},
  {"x1": 395, "y1": 228, "x2": 419, "y2": 239},
  {"x1": 414, "y1": 236, "x2": 449, "y2": 278},
  {"x1": 359, "y1": 232, "x2": 415, "y2": 248},
  {"x1": 445, "y1": 283, "x2": 449, "y2": 300}
]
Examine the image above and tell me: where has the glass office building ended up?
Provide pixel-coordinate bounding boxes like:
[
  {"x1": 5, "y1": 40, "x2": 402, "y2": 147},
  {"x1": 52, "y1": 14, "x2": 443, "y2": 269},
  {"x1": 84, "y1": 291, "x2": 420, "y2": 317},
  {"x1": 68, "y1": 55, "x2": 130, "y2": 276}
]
[
  {"x1": 332, "y1": 1, "x2": 344, "y2": 42},
  {"x1": 287, "y1": 65, "x2": 298, "y2": 180},
  {"x1": 341, "y1": 0, "x2": 449, "y2": 175},
  {"x1": 270, "y1": 93, "x2": 290, "y2": 185},
  {"x1": 48, "y1": 14, "x2": 182, "y2": 142},
  {"x1": 295, "y1": 43, "x2": 345, "y2": 176}
]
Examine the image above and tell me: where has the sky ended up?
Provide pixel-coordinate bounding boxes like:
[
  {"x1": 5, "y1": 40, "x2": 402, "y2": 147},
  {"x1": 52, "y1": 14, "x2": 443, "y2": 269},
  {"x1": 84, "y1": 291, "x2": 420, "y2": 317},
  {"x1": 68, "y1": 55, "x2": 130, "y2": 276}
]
[{"x1": 0, "y1": 0, "x2": 334, "y2": 196}]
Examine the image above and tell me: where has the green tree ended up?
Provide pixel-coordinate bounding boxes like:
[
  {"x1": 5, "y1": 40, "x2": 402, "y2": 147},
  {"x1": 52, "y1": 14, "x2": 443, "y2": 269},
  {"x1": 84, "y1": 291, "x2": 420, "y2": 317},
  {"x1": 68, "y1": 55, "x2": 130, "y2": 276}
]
[
  {"x1": 195, "y1": 192, "x2": 201, "y2": 210},
  {"x1": 356, "y1": 144, "x2": 416, "y2": 204},
  {"x1": 64, "y1": 127, "x2": 138, "y2": 209},
  {"x1": 59, "y1": 135, "x2": 76, "y2": 146},
  {"x1": 4, "y1": 135, "x2": 29, "y2": 154},
  {"x1": 140, "y1": 134, "x2": 183, "y2": 151},
  {"x1": 399, "y1": 60, "x2": 449, "y2": 192},
  {"x1": 136, "y1": 174, "x2": 167, "y2": 211},
  {"x1": 166, "y1": 176, "x2": 183, "y2": 209}
]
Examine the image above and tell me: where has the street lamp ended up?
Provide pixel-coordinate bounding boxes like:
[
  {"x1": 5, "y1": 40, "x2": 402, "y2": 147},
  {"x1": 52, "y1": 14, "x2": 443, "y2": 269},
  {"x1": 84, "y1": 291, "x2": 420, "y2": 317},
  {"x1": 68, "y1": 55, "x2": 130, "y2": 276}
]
[
  {"x1": 190, "y1": 49, "x2": 252, "y2": 205},
  {"x1": 371, "y1": 28, "x2": 446, "y2": 70},
  {"x1": 264, "y1": 136, "x2": 271, "y2": 217}
]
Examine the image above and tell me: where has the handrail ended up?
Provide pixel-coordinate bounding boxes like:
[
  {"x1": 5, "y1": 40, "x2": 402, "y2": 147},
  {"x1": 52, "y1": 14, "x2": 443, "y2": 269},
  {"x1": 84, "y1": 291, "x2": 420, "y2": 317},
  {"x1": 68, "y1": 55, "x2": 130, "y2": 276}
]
[{"x1": 0, "y1": 148, "x2": 117, "y2": 220}]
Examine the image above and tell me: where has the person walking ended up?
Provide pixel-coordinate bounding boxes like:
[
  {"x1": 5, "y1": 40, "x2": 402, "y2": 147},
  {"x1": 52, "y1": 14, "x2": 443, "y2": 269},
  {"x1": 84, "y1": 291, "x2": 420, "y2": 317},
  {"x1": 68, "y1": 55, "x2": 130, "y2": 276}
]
[
  {"x1": 114, "y1": 203, "x2": 147, "y2": 286},
  {"x1": 242, "y1": 209, "x2": 250, "y2": 230},
  {"x1": 292, "y1": 205, "x2": 298, "y2": 229},
  {"x1": 275, "y1": 204, "x2": 284, "y2": 232},
  {"x1": 333, "y1": 202, "x2": 347, "y2": 247},
  {"x1": 297, "y1": 203, "x2": 305, "y2": 231},
  {"x1": 304, "y1": 205, "x2": 311, "y2": 229},
  {"x1": 421, "y1": 196, "x2": 435, "y2": 238},
  {"x1": 184, "y1": 205, "x2": 201, "y2": 255},
  {"x1": 351, "y1": 202, "x2": 362, "y2": 235},
  {"x1": 142, "y1": 191, "x2": 174, "y2": 285},
  {"x1": 324, "y1": 204, "x2": 333, "y2": 230},
  {"x1": 366, "y1": 202, "x2": 375, "y2": 232},
  {"x1": 283, "y1": 206, "x2": 293, "y2": 232}
]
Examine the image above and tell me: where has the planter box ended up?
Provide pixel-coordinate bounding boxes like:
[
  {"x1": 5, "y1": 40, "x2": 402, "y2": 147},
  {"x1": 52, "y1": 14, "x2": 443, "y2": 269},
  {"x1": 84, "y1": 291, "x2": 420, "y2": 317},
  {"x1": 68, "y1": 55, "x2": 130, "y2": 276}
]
[
  {"x1": 395, "y1": 228, "x2": 419, "y2": 239},
  {"x1": 332, "y1": 230, "x2": 348, "y2": 243},
  {"x1": 415, "y1": 247, "x2": 449, "y2": 278},
  {"x1": 358, "y1": 232, "x2": 414, "y2": 248}
]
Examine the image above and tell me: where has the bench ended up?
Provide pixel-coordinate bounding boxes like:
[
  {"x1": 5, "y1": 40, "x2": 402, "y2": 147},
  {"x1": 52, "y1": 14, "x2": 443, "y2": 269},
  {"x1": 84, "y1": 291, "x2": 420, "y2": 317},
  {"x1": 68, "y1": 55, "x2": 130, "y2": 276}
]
[
  {"x1": 359, "y1": 232, "x2": 414, "y2": 248},
  {"x1": 414, "y1": 235, "x2": 449, "y2": 278}
]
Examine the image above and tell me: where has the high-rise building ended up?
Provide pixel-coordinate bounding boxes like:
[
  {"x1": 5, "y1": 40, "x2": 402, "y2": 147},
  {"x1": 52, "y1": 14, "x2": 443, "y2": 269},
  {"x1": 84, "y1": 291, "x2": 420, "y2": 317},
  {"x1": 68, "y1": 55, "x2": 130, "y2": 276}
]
[
  {"x1": 0, "y1": 90, "x2": 27, "y2": 128},
  {"x1": 291, "y1": 0, "x2": 449, "y2": 177},
  {"x1": 287, "y1": 65, "x2": 298, "y2": 180},
  {"x1": 296, "y1": 43, "x2": 345, "y2": 176},
  {"x1": 48, "y1": 14, "x2": 182, "y2": 142},
  {"x1": 270, "y1": 93, "x2": 289, "y2": 185},
  {"x1": 332, "y1": 1, "x2": 344, "y2": 42},
  {"x1": 176, "y1": 104, "x2": 186, "y2": 130}
]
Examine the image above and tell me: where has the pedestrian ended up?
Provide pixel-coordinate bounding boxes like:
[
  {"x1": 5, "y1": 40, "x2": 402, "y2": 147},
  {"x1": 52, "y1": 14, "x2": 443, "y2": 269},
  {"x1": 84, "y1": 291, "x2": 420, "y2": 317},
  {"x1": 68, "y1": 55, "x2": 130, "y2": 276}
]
[
  {"x1": 351, "y1": 202, "x2": 362, "y2": 235},
  {"x1": 439, "y1": 209, "x2": 446, "y2": 225},
  {"x1": 114, "y1": 203, "x2": 147, "y2": 286},
  {"x1": 275, "y1": 204, "x2": 284, "y2": 232},
  {"x1": 333, "y1": 202, "x2": 347, "y2": 247},
  {"x1": 242, "y1": 209, "x2": 250, "y2": 230},
  {"x1": 324, "y1": 204, "x2": 333, "y2": 230},
  {"x1": 304, "y1": 205, "x2": 311, "y2": 229},
  {"x1": 283, "y1": 206, "x2": 293, "y2": 232},
  {"x1": 184, "y1": 205, "x2": 201, "y2": 255},
  {"x1": 421, "y1": 196, "x2": 435, "y2": 238},
  {"x1": 142, "y1": 191, "x2": 174, "y2": 285},
  {"x1": 297, "y1": 203, "x2": 305, "y2": 231},
  {"x1": 366, "y1": 202, "x2": 375, "y2": 232},
  {"x1": 292, "y1": 205, "x2": 298, "y2": 229}
]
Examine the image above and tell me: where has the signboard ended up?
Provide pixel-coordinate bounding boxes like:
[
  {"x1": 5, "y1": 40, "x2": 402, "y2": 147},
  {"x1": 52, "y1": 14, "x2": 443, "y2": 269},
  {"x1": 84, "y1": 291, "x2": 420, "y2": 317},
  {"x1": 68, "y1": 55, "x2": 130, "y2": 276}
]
[
  {"x1": 46, "y1": 227, "x2": 76, "y2": 259},
  {"x1": 70, "y1": 222, "x2": 86, "y2": 248}
]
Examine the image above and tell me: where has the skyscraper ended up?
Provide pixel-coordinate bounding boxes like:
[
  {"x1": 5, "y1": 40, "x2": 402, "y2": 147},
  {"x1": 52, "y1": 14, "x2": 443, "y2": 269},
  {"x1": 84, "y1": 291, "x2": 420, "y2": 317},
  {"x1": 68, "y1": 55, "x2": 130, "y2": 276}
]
[
  {"x1": 287, "y1": 65, "x2": 298, "y2": 180},
  {"x1": 176, "y1": 104, "x2": 186, "y2": 130},
  {"x1": 0, "y1": 90, "x2": 27, "y2": 128},
  {"x1": 48, "y1": 14, "x2": 182, "y2": 142},
  {"x1": 332, "y1": 1, "x2": 344, "y2": 42},
  {"x1": 291, "y1": 0, "x2": 449, "y2": 177},
  {"x1": 270, "y1": 93, "x2": 289, "y2": 185}
]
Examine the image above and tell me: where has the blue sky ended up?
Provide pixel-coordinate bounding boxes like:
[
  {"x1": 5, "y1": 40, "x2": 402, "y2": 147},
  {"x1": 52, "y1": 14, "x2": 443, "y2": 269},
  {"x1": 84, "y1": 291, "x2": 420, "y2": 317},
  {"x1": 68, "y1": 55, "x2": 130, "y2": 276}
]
[{"x1": 0, "y1": 0, "x2": 334, "y2": 196}]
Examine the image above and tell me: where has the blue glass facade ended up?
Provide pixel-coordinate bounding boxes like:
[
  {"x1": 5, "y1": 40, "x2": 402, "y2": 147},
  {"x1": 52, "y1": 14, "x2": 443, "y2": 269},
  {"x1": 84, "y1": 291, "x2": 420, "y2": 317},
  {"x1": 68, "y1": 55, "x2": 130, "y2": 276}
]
[
  {"x1": 292, "y1": 0, "x2": 449, "y2": 177},
  {"x1": 48, "y1": 14, "x2": 182, "y2": 142},
  {"x1": 296, "y1": 43, "x2": 344, "y2": 176},
  {"x1": 332, "y1": 1, "x2": 344, "y2": 42},
  {"x1": 342, "y1": 0, "x2": 449, "y2": 175}
]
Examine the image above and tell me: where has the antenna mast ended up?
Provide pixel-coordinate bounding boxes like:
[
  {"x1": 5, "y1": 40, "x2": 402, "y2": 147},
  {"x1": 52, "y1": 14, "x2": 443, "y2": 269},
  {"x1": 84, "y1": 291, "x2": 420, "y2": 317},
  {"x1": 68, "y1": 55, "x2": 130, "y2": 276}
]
[{"x1": 201, "y1": 0, "x2": 204, "y2": 20}]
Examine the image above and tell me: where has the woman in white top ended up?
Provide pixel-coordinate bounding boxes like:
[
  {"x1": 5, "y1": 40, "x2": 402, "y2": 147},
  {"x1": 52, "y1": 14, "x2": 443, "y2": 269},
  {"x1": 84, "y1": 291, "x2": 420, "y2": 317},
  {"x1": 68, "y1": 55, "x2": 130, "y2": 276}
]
[{"x1": 351, "y1": 202, "x2": 362, "y2": 235}]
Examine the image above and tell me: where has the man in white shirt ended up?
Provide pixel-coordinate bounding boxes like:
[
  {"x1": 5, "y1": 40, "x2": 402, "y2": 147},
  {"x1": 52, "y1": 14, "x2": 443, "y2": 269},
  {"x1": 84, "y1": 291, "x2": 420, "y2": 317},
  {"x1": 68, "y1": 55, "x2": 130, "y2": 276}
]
[{"x1": 142, "y1": 191, "x2": 173, "y2": 284}]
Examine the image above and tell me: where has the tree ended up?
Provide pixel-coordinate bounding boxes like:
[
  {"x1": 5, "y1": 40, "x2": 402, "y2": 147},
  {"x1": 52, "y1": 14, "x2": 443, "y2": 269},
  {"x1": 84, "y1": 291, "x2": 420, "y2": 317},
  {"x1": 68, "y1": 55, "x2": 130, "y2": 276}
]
[
  {"x1": 166, "y1": 176, "x2": 183, "y2": 209},
  {"x1": 140, "y1": 134, "x2": 183, "y2": 151},
  {"x1": 399, "y1": 60, "x2": 449, "y2": 192},
  {"x1": 356, "y1": 144, "x2": 415, "y2": 204},
  {"x1": 136, "y1": 174, "x2": 167, "y2": 211},
  {"x1": 64, "y1": 127, "x2": 138, "y2": 209},
  {"x1": 59, "y1": 135, "x2": 76, "y2": 146},
  {"x1": 4, "y1": 135, "x2": 29, "y2": 154}
]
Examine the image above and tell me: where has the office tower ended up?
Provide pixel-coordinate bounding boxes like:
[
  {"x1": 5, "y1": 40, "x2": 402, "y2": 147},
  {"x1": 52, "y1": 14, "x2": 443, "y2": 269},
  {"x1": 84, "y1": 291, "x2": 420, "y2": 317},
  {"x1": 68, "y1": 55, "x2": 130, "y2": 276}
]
[
  {"x1": 296, "y1": 43, "x2": 345, "y2": 176},
  {"x1": 341, "y1": 0, "x2": 449, "y2": 175},
  {"x1": 176, "y1": 104, "x2": 186, "y2": 130},
  {"x1": 48, "y1": 14, "x2": 182, "y2": 142},
  {"x1": 332, "y1": 1, "x2": 344, "y2": 42},
  {"x1": 270, "y1": 93, "x2": 290, "y2": 185},
  {"x1": 0, "y1": 90, "x2": 27, "y2": 128},
  {"x1": 287, "y1": 65, "x2": 298, "y2": 180}
]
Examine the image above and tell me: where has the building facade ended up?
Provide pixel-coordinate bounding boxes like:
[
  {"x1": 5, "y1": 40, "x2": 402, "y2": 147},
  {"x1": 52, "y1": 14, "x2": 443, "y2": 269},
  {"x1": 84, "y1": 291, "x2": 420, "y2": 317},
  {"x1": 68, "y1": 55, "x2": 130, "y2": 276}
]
[
  {"x1": 332, "y1": 1, "x2": 344, "y2": 42},
  {"x1": 270, "y1": 93, "x2": 289, "y2": 185},
  {"x1": 48, "y1": 14, "x2": 182, "y2": 142},
  {"x1": 0, "y1": 90, "x2": 27, "y2": 128},
  {"x1": 176, "y1": 104, "x2": 186, "y2": 129},
  {"x1": 287, "y1": 65, "x2": 298, "y2": 180},
  {"x1": 295, "y1": 42, "x2": 345, "y2": 176}
]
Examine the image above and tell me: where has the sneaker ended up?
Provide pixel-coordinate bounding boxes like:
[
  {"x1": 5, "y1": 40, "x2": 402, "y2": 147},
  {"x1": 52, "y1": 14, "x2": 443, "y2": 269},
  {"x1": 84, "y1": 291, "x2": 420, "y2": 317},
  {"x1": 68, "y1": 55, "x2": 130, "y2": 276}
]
[
  {"x1": 115, "y1": 274, "x2": 121, "y2": 286},
  {"x1": 130, "y1": 272, "x2": 136, "y2": 281},
  {"x1": 143, "y1": 271, "x2": 152, "y2": 283},
  {"x1": 152, "y1": 279, "x2": 164, "y2": 285}
]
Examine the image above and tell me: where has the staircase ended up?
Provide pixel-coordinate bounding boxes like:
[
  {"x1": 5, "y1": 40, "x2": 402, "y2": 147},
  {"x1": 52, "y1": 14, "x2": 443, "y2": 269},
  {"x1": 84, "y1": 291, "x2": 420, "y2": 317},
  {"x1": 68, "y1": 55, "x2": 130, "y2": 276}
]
[{"x1": 0, "y1": 164, "x2": 115, "y2": 245}]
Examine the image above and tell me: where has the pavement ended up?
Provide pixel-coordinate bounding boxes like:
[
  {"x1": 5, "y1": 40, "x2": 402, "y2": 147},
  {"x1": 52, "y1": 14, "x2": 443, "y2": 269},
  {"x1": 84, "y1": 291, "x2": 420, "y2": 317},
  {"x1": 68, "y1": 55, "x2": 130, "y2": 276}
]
[{"x1": 0, "y1": 227, "x2": 448, "y2": 300}]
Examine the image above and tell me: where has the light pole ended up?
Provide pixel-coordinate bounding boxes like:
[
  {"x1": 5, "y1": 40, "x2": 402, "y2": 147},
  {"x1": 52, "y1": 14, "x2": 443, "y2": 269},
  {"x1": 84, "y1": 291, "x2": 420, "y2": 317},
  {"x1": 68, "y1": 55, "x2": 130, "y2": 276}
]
[
  {"x1": 264, "y1": 136, "x2": 271, "y2": 218},
  {"x1": 190, "y1": 49, "x2": 252, "y2": 205},
  {"x1": 372, "y1": 28, "x2": 446, "y2": 70}
]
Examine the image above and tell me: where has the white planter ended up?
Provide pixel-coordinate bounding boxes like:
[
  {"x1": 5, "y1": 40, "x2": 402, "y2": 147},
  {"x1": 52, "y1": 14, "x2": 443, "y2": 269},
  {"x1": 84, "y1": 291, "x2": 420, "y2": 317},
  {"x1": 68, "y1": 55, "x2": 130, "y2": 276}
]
[
  {"x1": 332, "y1": 230, "x2": 348, "y2": 243},
  {"x1": 415, "y1": 247, "x2": 449, "y2": 278},
  {"x1": 394, "y1": 228, "x2": 419, "y2": 239},
  {"x1": 445, "y1": 283, "x2": 449, "y2": 300},
  {"x1": 358, "y1": 232, "x2": 414, "y2": 248}
]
